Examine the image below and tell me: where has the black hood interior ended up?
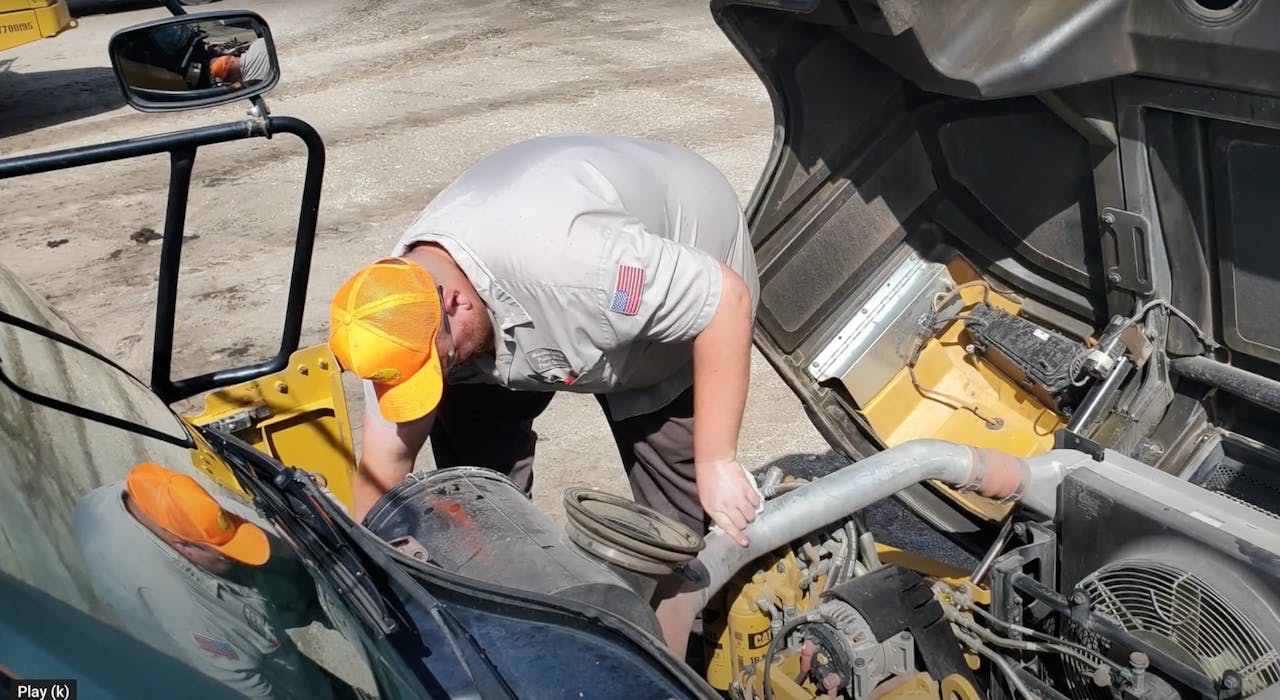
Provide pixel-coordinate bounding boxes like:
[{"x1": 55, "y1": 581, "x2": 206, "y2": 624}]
[{"x1": 711, "y1": 0, "x2": 1280, "y2": 537}]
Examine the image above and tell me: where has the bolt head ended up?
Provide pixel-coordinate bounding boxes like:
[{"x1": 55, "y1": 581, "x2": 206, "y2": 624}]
[
  {"x1": 1108, "y1": 272, "x2": 1123, "y2": 284},
  {"x1": 275, "y1": 381, "x2": 289, "y2": 394},
  {"x1": 1129, "y1": 652, "x2": 1150, "y2": 670},
  {"x1": 1103, "y1": 213, "x2": 1116, "y2": 224},
  {"x1": 297, "y1": 364, "x2": 309, "y2": 376}
]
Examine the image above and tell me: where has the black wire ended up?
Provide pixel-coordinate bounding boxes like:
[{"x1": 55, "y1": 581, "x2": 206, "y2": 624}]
[{"x1": 762, "y1": 615, "x2": 812, "y2": 700}]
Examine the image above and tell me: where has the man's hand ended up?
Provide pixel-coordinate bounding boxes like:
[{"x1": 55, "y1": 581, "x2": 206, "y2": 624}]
[{"x1": 697, "y1": 459, "x2": 761, "y2": 548}]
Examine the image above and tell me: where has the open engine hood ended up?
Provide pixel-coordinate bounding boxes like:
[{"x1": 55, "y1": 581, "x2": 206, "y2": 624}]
[{"x1": 712, "y1": 0, "x2": 1280, "y2": 546}]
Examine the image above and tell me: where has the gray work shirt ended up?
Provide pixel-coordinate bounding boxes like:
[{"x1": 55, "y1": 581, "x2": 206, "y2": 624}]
[
  {"x1": 240, "y1": 38, "x2": 271, "y2": 85},
  {"x1": 370, "y1": 133, "x2": 759, "y2": 421},
  {"x1": 72, "y1": 484, "x2": 333, "y2": 700}
]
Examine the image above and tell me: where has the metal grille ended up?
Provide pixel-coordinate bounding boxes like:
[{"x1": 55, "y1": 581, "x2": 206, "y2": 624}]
[
  {"x1": 1065, "y1": 560, "x2": 1280, "y2": 698},
  {"x1": 1197, "y1": 460, "x2": 1280, "y2": 520}
]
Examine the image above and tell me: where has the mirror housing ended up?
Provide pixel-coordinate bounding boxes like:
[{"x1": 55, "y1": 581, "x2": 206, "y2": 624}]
[{"x1": 108, "y1": 11, "x2": 280, "y2": 113}]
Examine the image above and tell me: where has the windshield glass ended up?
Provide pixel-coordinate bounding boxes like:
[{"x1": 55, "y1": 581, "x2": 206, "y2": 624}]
[{"x1": 0, "y1": 263, "x2": 382, "y2": 698}]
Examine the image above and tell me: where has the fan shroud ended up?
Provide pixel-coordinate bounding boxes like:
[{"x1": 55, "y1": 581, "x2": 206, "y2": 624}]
[{"x1": 1063, "y1": 559, "x2": 1280, "y2": 699}]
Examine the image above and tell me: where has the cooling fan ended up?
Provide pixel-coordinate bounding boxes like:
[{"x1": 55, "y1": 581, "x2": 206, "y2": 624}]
[{"x1": 1063, "y1": 559, "x2": 1280, "y2": 699}]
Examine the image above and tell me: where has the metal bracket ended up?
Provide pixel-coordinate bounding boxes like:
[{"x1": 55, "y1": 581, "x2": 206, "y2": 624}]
[
  {"x1": 1101, "y1": 208, "x2": 1154, "y2": 295},
  {"x1": 204, "y1": 404, "x2": 270, "y2": 435},
  {"x1": 1054, "y1": 429, "x2": 1105, "y2": 461},
  {"x1": 388, "y1": 535, "x2": 431, "y2": 563},
  {"x1": 989, "y1": 522, "x2": 1058, "y2": 631}
]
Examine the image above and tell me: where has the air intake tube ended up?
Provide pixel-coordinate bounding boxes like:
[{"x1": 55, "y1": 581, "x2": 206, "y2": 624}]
[{"x1": 657, "y1": 439, "x2": 1083, "y2": 652}]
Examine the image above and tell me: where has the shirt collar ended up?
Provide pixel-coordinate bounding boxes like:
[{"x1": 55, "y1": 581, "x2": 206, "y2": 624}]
[{"x1": 404, "y1": 232, "x2": 531, "y2": 333}]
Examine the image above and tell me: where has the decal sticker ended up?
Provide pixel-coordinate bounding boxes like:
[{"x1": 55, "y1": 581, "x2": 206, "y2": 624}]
[
  {"x1": 610, "y1": 264, "x2": 644, "y2": 316},
  {"x1": 193, "y1": 632, "x2": 239, "y2": 660}
]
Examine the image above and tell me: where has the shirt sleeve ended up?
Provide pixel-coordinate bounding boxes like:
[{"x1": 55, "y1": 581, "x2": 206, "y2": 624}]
[{"x1": 584, "y1": 209, "x2": 725, "y2": 347}]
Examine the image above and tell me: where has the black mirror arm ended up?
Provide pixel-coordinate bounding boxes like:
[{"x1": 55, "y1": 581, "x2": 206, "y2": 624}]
[{"x1": 163, "y1": 0, "x2": 186, "y2": 16}]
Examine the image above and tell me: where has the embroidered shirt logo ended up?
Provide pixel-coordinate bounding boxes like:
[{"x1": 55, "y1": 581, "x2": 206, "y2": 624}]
[
  {"x1": 193, "y1": 632, "x2": 239, "y2": 660},
  {"x1": 526, "y1": 348, "x2": 579, "y2": 385},
  {"x1": 610, "y1": 264, "x2": 644, "y2": 316}
]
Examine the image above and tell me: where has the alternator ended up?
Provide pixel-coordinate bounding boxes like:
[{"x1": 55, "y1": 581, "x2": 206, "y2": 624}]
[{"x1": 802, "y1": 598, "x2": 916, "y2": 698}]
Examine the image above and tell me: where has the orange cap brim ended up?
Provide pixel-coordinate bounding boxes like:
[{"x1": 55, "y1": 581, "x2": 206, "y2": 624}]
[
  {"x1": 373, "y1": 352, "x2": 445, "y2": 423},
  {"x1": 211, "y1": 514, "x2": 270, "y2": 566}
]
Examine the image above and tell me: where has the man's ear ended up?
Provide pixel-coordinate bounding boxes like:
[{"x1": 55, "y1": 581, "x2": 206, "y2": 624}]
[{"x1": 446, "y1": 288, "x2": 473, "y2": 312}]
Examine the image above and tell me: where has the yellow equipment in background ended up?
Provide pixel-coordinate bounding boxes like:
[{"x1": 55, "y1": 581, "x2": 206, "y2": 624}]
[{"x1": 0, "y1": 0, "x2": 74, "y2": 52}]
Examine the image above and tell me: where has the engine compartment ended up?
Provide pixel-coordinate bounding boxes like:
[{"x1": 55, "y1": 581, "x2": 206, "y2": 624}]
[{"x1": 694, "y1": 446, "x2": 1280, "y2": 700}]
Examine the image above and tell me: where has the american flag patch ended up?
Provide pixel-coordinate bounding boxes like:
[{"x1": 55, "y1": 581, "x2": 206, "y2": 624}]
[
  {"x1": 610, "y1": 264, "x2": 645, "y2": 316},
  {"x1": 193, "y1": 632, "x2": 239, "y2": 660}
]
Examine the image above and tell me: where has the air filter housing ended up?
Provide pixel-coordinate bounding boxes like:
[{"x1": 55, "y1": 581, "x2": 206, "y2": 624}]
[{"x1": 1056, "y1": 449, "x2": 1280, "y2": 698}]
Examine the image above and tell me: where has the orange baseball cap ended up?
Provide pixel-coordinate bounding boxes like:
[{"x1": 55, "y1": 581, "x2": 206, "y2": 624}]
[
  {"x1": 329, "y1": 257, "x2": 446, "y2": 424},
  {"x1": 125, "y1": 463, "x2": 269, "y2": 566},
  {"x1": 209, "y1": 55, "x2": 236, "y2": 82}
]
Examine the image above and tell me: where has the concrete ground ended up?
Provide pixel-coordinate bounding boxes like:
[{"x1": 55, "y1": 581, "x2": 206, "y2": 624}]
[{"x1": 3, "y1": 0, "x2": 851, "y2": 518}]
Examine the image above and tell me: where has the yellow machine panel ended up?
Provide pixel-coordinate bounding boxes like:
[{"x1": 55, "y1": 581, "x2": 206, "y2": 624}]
[
  {"x1": 183, "y1": 344, "x2": 358, "y2": 509},
  {"x1": 858, "y1": 258, "x2": 1066, "y2": 522},
  {"x1": 0, "y1": 0, "x2": 73, "y2": 52}
]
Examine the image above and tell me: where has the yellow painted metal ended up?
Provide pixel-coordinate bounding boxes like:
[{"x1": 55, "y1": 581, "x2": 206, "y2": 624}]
[
  {"x1": 858, "y1": 258, "x2": 1065, "y2": 522},
  {"x1": 729, "y1": 578, "x2": 774, "y2": 674},
  {"x1": 184, "y1": 420, "x2": 252, "y2": 499},
  {"x1": 714, "y1": 549, "x2": 826, "y2": 692},
  {"x1": 875, "y1": 544, "x2": 991, "y2": 609},
  {"x1": 751, "y1": 660, "x2": 814, "y2": 700},
  {"x1": 182, "y1": 344, "x2": 358, "y2": 510},
  {"x1": 875, "y1": 543, "x2": 970, "y2": 581},
  {"x1": 878, "y1": 672, "x2": 943, "y2": 700},
  {"x1": 702, "y1": 591, "x2": 734, "y2": 690},
  {"x1": 0, "y1": 0, "x2": 73, "y2": 52},
  {"x1": 941, "y1": 673, "x2": 984, "y2": 700}
]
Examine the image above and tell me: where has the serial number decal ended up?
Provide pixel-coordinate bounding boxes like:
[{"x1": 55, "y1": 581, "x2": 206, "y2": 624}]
[{"x1": 2, "y1": 22, "x2": 37, "y2": 34}]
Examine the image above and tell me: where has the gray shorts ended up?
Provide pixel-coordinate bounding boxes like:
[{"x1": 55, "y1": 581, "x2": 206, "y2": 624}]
[{"x1": 427, "y1": 382, "x2": 706, "y2": 535}]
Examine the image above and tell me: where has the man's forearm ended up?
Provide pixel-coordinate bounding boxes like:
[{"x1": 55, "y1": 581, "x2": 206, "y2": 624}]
[
  {"x1": 352, "y1": 457, "x2": 414, "y2": 521},
  {"x1": 354, "y1": 410, "x2": 433, "y2": 521},
  {"x1": 692, "y1": 266, "x2": 753, "y2": 464}
]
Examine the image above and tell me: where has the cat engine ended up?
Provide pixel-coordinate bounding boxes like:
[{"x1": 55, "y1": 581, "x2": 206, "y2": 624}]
[
  {"x1": 701, "y1": 445, "x2": 1280, "y2": 700},
  {"x1": 702, "y1": 512, "x2": 986, "y2": 700}
]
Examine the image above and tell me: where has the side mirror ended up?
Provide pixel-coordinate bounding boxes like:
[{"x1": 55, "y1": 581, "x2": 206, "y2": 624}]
[{"x1": 108, "y1": 11, "x2": 280, "y2": 113}]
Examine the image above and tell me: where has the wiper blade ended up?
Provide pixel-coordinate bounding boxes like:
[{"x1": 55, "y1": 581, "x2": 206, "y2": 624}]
[{"x1": 199, "y1": 427, "x2": 399, "y2": 634}]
